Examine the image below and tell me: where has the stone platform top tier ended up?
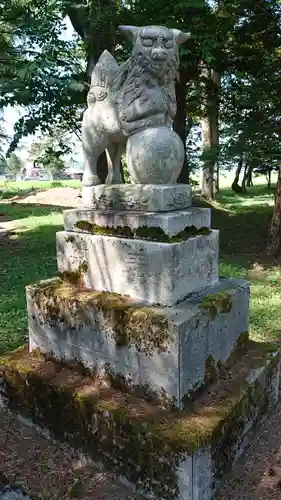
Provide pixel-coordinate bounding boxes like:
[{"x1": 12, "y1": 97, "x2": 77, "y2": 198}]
[
  {"x1": 63, "y1": 206, "x2": 211, "y2": 239},
  {"x1": 81, "y1": 184, "x2": 192, "y2": 211}
]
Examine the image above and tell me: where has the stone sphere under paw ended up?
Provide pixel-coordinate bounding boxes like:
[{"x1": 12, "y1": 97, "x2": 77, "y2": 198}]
[{"x1": 126, "y1": 127, "x2": 184, "y2": 184}]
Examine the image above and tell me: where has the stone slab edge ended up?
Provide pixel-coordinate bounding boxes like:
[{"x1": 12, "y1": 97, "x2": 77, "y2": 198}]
[
  {"x1": 81, "y1": 184, "x2": 192, "y2": 212},
  {"x1": 63, "y1": 207, "x2": 211, "y2": 237}
]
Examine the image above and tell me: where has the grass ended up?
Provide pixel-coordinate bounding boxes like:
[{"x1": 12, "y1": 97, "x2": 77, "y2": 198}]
[
  {"x1": 0, "y1": 202, "x2": 63, "y2": 352},
  {"x1": 0, "y1": 180, "x2": 281, "y2": 353}
]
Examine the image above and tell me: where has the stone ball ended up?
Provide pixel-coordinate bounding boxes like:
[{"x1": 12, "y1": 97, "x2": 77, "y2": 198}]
[{"x1": 126, "y1": 126, "x2": 184, "y2": 184}]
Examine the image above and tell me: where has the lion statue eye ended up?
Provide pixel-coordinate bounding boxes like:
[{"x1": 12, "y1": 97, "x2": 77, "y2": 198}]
[
  {"x1": 142, "y1": 38, "x2": 154, "y2": 47},
  {"x1": 165, "y1": 40, "x2": 173, "y2": 49}
]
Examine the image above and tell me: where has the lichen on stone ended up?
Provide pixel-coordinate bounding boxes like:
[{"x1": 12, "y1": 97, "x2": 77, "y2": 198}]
[
  {"x1": 199, "y1": 289, "x2": 233, "y2": 319},
  {"x1": 28, "y1": 279, "x2": 173, "y2": 355},
  {"x1": 74, "y1": 220, "x2": 211, "y2": 243}
]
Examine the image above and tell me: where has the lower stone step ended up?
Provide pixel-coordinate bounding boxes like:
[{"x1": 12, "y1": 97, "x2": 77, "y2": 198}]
[
  {"x1": 26, "y1": 276, "x2": 249, "y2": 408},
  {"x1": 0, "y1": 342, "x2": 279, "y2": 500}
]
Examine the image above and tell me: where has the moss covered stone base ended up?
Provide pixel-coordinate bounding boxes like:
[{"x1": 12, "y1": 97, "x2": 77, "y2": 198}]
[
  {"x1": 27, "y1": 277, "x2": 250, "y2": 408},
  {"x1": 0, "y1": 342, "x2": 279, "y2": 500}
]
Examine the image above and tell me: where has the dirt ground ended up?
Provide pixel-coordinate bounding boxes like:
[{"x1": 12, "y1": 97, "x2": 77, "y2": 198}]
[
  {"x1": 0, "y1": 409, "x2": 136, "y2": 500},
  {"x1": 3, "y1": 188, "x2": 83, "y2": 208},
  {"x1": 0, "y1": 187, "x2": 82, "y2": 235}
]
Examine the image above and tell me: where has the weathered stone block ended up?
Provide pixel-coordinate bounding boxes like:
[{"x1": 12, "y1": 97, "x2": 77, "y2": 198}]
[
  {"x1": 0, "y1": 343, "x2": 280, "y2": 500},
  {"x1": 56, "y1": 230, "x2": 219, "y2": 306},
  {"x1": 81, "y1": 184, "x2": 192, "y2": 211},
  {"x1": 27, "y1": 277, "x2": 249, "y2": 407},
  {"x1": 63, "y1": 207, "x2": 211, "y2": 238}
]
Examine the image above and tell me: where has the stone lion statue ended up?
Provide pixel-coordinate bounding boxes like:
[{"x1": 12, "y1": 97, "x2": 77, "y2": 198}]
[{"x1": 82, "y1": 25, "x2": 190, "y2": 186}]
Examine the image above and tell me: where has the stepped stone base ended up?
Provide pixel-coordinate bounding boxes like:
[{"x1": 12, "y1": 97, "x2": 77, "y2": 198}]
[
  {"x1": 81, "y1": 184, "x2": 192, "y2": 211},
  {"x1": 63, "y1": 207, "x2": 211, "y2": 238},
  {"x1": 27, "y1": 277, "x2": 249, "y2": 408},
  {"x1": 0, "y1": 343, "x2": 279, "y2": 500},
  {"x1": 56, "y1": 230, "x2": 219, "y2": 307}
]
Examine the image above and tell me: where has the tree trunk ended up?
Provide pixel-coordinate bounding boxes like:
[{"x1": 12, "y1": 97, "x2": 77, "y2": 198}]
[
  {"x1": 231, "y1": 157, "x2": 243, "y2": 193},
  {"x1": 267, "y1": 168, "x2": 272, "y2": 189},
  {"x1": 241, "y1": 164, "x2": 249, "y2": 193},
  {"x1": 246, "y1": 165, "x2": 253, "y2": 187},
  {"x1": 200, "y1": 66, "x2": 220, "y2": 199},
  {"x1": 174, "y1": 69, "x2": 189, "y2": 184},
  {"x1": 266, "y1": 165, "x2": 281, "y2": 255},
  {"x1": 215, "y1": 163, "x2": 220, "y2": 192}
]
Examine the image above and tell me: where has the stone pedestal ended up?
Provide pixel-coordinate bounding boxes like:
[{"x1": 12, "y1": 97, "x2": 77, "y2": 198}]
[
  {"x1": 58, "y1": 185, "x2": 218, "y2": 306},
  {"x1": 20, "y1": 183, "x2": 279, "y2": 499},
  {"x1": 27, "y1": 183, "x2": 246, "y2": 406},
  {"x1": 81, "y1": 184, "x2": 192, "y2": 211}
]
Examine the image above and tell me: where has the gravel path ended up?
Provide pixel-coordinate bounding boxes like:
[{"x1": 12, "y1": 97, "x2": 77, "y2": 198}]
[{"x1": 1, "y1": 187, "x2": 83, "y2": 209}]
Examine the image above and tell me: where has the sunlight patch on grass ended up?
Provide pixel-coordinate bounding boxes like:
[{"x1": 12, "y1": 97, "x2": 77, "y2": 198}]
[
  {"x1": 220, "y1": 259, "x2": 281, "y2": 342},
  {"x1": 250, "y1": 282, "x2": 281, "y2": 341},
  {"x1": 14, "y1": 213, "x2": 63, "y2": 233}
]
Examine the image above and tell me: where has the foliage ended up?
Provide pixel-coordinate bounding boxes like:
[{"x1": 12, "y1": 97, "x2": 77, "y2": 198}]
[
  {"x1": 0, "y1": 157, "x2": 7, "y2": 174},
  {"x1": 6, "y1": 152, "x2": 22, "y2": 175},
  {"x1": 28, "y1": 127, "x2": 72, "y2": 176},
  {"x1": 0, "y1": 0, "x2": 85, "y2": 152}
]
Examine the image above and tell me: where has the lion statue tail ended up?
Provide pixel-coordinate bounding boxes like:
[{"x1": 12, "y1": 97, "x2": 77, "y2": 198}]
[{"x1": 90, "y1": 50, "x2": 119, "y2": 89}]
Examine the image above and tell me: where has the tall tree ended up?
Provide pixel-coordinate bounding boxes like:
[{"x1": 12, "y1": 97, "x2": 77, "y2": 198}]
[{"x1": 6, "y1": 152, "x2": 22, "y2": 176}]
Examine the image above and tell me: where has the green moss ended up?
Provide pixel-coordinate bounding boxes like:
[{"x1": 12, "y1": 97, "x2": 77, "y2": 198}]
[
  {"x1": 75, "y1": 220, "x2": 211, "y2": 243},
  {"x1": 65, "y1": 235, "x2": 76, "y2": 244},
  {"x1": 75, "y1": 220, "x2": 93, "y2": 232},
  {"x1": 104, "y1": 366, "x2": 176, "y2": 409},
  {"x1": 236, "y1": 331, "x2": 249, "y2": 348},
  {"x1": 199, "y1": 290, "x2": 233, "y2": 319},
  {"x1": 182, "y1": 354, "x2": 218, "y2": 408},
  {"x1": 0, "y1": 343, "x2": 279, "y2": 499},
  {"x1": 205, "y1": 354, "x2": 217, "y2": 386},
  {"x1": 58, "y1": 261, "x2": 88, "y2": 284},
  {"x1": 29, "y1": 279, "x2": 173, "y2": 355}
]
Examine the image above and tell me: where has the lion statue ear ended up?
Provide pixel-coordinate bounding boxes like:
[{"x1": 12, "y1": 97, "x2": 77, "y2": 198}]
[
  {"x1": 119, "y1": 25, "x2": 140, "y2": 41},
  {"x1": 172, "y1": 29, "x2": 191, "y2": 45}
]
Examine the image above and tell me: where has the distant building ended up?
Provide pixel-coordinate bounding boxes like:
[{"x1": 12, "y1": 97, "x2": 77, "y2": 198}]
[
  {"x1": 66, "y1": 164, "x2": 84, "y2": 181},
  {"x1": 22, "y1": 162, "x2": 52, "y2": 181}
]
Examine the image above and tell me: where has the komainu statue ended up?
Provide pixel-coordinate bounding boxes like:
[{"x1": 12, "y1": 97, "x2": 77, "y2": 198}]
[{"x1": 82, "y1": 25, "x2": 190, "y2": 186}]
